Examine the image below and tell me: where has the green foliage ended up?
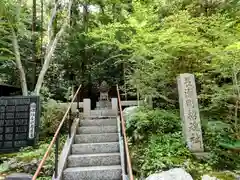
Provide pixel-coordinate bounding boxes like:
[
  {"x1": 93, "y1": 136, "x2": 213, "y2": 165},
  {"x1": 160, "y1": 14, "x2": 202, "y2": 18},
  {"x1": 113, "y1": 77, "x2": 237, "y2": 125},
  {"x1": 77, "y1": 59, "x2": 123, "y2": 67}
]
[
  {"x1": 210, "y1": 172, "x2": 237, "y2": 180},
  {"x1": 1, "y1": 0, "x2": 240, "y2": 178},
  {"x1": 87, "y1": 4, "x2": 240, "y2": 176},
  {"x1": 203, "y1": 120, "x2": 240, "y2": 170},
  {"x1": 183, "y1": 159, "x2": 213, "y2": 180},
  {"x1": 126, "y1": 108, "x2": 181, "y2": 142},
  {"x1": 0, "y1": 0, "x2": 40, "y2": 92},
  {"x1": 88, "y1": 2, "x2": 240, "y2": 128},
  {"x1": 131, "y1": 132, "x2": 191, "y2": 177},
  {"x1": 127, "y1": 108, "x2": 190, "y2": 177},
  {"x1": 40, "y1": 99, "x2": 67, "y2": 137},
  {"x1": 43, "y1": 64, "x2": 71, "y2": 101},
  {"x1": 128, "y1": 108, "x2": 240, "y2": 178}
]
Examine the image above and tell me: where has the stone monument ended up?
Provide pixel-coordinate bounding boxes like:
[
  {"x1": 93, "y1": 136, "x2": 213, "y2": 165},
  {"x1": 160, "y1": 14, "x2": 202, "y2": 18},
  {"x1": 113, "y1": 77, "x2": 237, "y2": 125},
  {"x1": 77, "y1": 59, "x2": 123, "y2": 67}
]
[
  {"x1": 83, "y1": 99, "x2": 91, "y2": 117},
  {"x1": 99, "y1": 81, "x2": 110, "y2": 101},
  {"x1": 111, "y1": 98, "x2": 118, "y2": 115},
  {"x1": 0, "y1": 96, "x2": 40, "y2": 153},
  {"x1": 177, "y1": 73, "x2": 204, "y2": 152},
  {"x1": 98, "y1": 81, "x2": 110, "y2": 109}
]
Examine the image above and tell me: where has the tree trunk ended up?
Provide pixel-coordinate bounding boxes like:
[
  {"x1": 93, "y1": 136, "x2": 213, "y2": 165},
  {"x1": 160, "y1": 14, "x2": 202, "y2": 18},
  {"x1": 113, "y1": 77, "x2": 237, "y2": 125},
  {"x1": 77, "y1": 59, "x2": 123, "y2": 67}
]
[
  {"x1": 126, "y1": 0, "x2": 133, "y2": 13},
  {"x1": 34, "y1": 26, "x2": 65, "y2": 95},
  {"x1": 53, "y1": 0, "x2": 58, "y2": 37},
  {"x1": 12, "y1": 29, "x2": 28, "y2": 96},
  {"x1": 34, "y1": 0, "x2": 73, "y2": 95},
  {"x1": 123, "y1": 63, "x2": 127, "y2": 100},
  {"x1": 41, "y1": 0, "x2": 44, "y2": 65},
  {"x1": 47, "y1": 0, "x2": 58, "y2": 44},
  {"x1": 80, "y1": 3, "x2": 88, "y2": 81},
  {"x1": 112, "y1": 3, "x2": 116, "y2": 22},
  {"x1": 232, "y1": 67, "x2": 240, "y2": 134},
  {"x1": 83, "y1": 3, "x2": 90, "y2": 98},
  {"x1": 32, "y1": 0, "x2": 37, "y2": 91},
  {"x1": 70, "y1": 0, "x2": 78, "y2": 26}
]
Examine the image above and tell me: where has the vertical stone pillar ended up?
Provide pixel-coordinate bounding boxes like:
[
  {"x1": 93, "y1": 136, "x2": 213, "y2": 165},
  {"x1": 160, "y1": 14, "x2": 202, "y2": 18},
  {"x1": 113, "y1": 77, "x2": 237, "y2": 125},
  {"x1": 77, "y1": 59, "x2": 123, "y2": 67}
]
[
  {"x1": 111, "y1": 98, "x2": 118, "y2": 115},
  {"x1": 177, "y1": 73, "x2": 204, "y2": 152},
  {"x1": 146, "y1": 95, "x2": 153, "y2": 108},
  {"x1": 83, "y1": 98, "x2": 91, "y2": 117}
]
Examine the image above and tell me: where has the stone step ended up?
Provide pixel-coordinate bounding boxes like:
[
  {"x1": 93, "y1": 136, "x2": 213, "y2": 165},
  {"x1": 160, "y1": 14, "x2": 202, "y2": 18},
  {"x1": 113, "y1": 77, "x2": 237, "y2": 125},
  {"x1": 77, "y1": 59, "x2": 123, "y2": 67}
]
[
  {"x1": 63, "y1": 165, "x2": 121, "y2": 180},
  {"x1": 90, "y1": 110, "x2": 116, "y2": 116},
  {"x1": 87, "y1": 115, "x2": 117, "y2": 119},
  {"x1": 67, "y1": 153, "x2": 121, "y2": 167},
  {"x1": 80, "y1": 119, "x2": 117, "y2": 126},
  {"x1": 75, "y1": 133, "x2": 119, "y2": 143},
  {"x1": 88, "y1": 112, "x2": 116, "y2": 118},
  {"x1": 72, "y1": 142, "x2": 119, "y2": 154},
  {"x1": 78, "y1": 126, "x2": 117, "y2": 134}
]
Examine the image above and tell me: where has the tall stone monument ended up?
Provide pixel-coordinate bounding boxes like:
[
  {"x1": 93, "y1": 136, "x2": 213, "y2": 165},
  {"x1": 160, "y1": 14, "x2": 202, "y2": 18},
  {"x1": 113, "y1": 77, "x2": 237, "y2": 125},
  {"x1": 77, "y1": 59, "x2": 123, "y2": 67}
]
[{"x1": 177, "y1": 73, "x2": 204, "y2": 152}]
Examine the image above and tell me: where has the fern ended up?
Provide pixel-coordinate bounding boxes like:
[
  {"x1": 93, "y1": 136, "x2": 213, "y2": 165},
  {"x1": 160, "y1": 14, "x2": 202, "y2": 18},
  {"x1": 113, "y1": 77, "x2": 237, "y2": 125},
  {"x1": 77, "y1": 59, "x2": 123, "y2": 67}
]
[{"x1": 220, "y1": 140, "x2": 240, "y2": 150}]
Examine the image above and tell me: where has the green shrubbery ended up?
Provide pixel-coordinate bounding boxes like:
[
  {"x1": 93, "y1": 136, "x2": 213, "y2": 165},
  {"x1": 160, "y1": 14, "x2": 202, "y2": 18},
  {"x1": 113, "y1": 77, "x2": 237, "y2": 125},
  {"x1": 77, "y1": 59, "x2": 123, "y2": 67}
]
[
  {"x1": 126, "y1": 107, "x2": 181, "y2": 143},
  {"x1": 126, "y1": 108, "x2": 239, "y2": 179},
  {"x1": 126, "y1": 107, "x2": 189, "y2": 177},
  {"x1": 40, "y1": 99, "x2": 67, "y2": 138},
  {"x1": 202, "y1": 121, "x2": 240, "y2": 170},
  {"x1": 131, "y1": 132, "x2": 192, "y2": 177}
]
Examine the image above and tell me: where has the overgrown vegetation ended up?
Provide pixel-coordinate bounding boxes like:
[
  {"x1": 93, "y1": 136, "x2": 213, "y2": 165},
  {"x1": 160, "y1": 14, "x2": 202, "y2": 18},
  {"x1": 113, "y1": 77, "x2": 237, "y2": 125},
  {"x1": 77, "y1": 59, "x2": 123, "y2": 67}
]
[
  {"x1": 40, "y1": 99, "x2": 67, "y2": 137},
  {"x1": 0, "y1": 0, "x2": 240, "y2": 179},
  {"x1": 126, "y1": 108, "x2": 239, "y2": 179}
]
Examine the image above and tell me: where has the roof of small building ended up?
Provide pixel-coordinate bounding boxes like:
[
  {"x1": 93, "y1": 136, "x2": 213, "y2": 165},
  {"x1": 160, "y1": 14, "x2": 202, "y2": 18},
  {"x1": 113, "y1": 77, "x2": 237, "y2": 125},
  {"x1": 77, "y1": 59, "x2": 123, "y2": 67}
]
[{"x1": 0, "y1": 83, "x2": 20, "y2": 89}]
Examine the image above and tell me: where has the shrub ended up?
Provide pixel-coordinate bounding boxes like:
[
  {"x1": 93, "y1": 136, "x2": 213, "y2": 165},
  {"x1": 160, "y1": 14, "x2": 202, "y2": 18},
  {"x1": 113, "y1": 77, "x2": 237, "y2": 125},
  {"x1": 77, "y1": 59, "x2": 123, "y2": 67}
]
[
  {"x1": 128, "y1": 108, "x2": 240, "y2": 179},
  {"x1": 126, "y1": 108, "x2": 181, "y2": 142},
  {"x1": 40, "y1": 99, "x2": 67, "y2": 137},
  {"x1": 202, "y1": 120, "x2": 240, "y2": 170},
  {"x1": 131, "y1": 132, "x2": 192, "y2": 177}
]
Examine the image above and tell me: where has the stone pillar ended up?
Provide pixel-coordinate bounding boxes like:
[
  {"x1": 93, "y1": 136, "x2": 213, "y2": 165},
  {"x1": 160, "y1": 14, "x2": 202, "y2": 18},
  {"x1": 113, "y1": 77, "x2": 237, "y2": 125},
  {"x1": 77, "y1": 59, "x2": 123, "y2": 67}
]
[
  {"x1": 83, "y1": 98, "x2": 91, "y2": 117},
  {"x1": 177, "y1": 73, "x2": 204, "y2": 152},
  {"x1": 145, "y1": 95, "x2": 153, "y2": 108},
  {"x1": 111, "y1": 98, "x2": 118, "y2": 115}
]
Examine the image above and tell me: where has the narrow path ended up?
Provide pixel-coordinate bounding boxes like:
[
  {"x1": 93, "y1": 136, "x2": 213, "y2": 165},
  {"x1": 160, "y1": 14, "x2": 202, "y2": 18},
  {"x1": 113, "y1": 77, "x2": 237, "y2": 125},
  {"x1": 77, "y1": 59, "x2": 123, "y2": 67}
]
[{"x1": 63, "y1": 108, "x2": 122, "y2": 180}]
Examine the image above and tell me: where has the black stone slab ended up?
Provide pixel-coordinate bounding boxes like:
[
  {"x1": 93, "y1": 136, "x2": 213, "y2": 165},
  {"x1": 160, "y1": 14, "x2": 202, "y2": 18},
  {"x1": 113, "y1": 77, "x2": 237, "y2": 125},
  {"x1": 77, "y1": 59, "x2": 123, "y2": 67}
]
[{"x1": 0, "y1": 96, "x2": 40, "y2": 153}]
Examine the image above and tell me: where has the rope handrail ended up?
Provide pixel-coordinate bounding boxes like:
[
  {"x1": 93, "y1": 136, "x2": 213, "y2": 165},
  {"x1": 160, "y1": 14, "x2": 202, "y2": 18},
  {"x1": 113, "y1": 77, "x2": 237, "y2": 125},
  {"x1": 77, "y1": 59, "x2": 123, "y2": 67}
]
[
  {"x1": 116, "y1": 84, "x2": 134, "y2": 180},
  {"x1": 32, "y1": 84, "x2": 82, "y2": 180}
]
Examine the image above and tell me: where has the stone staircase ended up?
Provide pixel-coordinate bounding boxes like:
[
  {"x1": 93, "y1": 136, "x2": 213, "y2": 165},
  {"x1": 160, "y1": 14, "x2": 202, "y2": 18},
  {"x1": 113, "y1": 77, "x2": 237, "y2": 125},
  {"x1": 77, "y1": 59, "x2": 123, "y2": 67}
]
[{"x1": 63, "y1": 109, "x2": 122, "y2": 180}]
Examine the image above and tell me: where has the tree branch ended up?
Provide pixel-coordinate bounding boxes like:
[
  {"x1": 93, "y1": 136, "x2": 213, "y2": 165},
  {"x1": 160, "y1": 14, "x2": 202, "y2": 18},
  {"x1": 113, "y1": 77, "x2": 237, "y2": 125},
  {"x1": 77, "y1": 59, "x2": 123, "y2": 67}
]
[
  {"x1": 9, "y1": 0, "x2": 28, "y2": 96},
  {"x1": 34, "y1": 0, "x2": 73, "y2": 95},
  {"x1": 47, "y1": 1, "x2": 58, "y2": 43},
  {"x1": 159, "y1": 94, "x2": 176, "y2": 104},
  {"x1": 12, "y1": 28, "x2": 28, "y2": 95}
]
